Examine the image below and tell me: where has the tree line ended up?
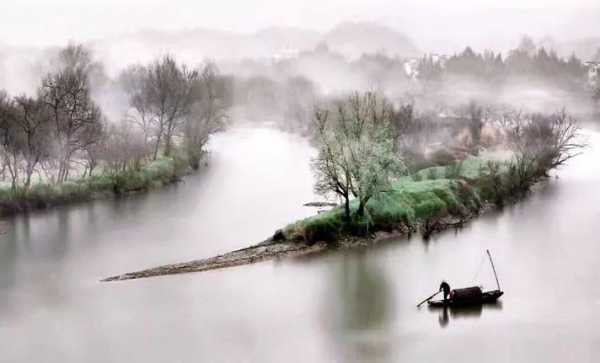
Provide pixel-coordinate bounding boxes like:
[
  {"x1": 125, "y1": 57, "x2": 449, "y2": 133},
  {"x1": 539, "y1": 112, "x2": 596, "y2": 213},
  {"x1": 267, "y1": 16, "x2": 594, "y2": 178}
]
[
  {"x1": 0, "y1": 44, "x2": 230, "y2": 191},
  {"x1": 231, "y1": 38, "x2": 600, "y2": 137},
  {"x1": 0, "y1": 40, "x2": 594, "y2": 197},
  {"x1": 418, "y1": 36, "x2": 594, "y2": 93}
]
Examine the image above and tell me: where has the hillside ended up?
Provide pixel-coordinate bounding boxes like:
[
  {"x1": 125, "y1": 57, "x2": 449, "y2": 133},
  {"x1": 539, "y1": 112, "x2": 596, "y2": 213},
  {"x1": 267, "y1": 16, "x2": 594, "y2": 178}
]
[{"x1": 89, "y1": 22, "x2": 420, "y2": 71}]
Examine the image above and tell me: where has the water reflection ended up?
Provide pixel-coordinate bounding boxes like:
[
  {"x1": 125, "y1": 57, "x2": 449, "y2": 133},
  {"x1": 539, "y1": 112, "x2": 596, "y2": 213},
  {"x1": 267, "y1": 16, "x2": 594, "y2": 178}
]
[
  {"x1": 428, "y1": 301, "x2": 504, "y2": 328},
  {"x1": 326, "y1": 249, "x2": 394, "y2": 362},
  {"x1": 0, "y1": 225, "x2": 17, "y2": 290},
  {"x1": 336, "y1": 250, "x2": 391, "y2": 330}
]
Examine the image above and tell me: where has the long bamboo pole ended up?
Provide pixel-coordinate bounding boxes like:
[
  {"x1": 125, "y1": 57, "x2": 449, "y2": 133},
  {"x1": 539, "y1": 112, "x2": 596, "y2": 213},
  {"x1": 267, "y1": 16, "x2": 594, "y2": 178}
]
[{"x1": 486, "y1": 249, "x2": 501, "y2": 291}]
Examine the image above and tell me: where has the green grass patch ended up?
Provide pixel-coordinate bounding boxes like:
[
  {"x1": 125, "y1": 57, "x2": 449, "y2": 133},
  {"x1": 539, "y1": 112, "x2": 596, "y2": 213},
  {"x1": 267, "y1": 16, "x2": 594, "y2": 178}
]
[
  {"x1": 279, "y1": 156, "x2": 522, "y2": 245},
  {"x1": 283, "y1": 177, "x2": 482, "y2": 245},
  {"x1": 411, "y1": 157, "x2": 507, "y2": 182},
  {"x1": 0, "y1": 155, "x2": 189, "y2": 216}
]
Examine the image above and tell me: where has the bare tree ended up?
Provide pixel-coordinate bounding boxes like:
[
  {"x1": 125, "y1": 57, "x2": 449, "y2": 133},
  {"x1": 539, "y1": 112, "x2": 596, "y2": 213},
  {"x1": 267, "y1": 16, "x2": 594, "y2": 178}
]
[
  {"x1": 183, "y1": 62, "x2": 228, "y2": 169},
  {"x1": 13, "y1": 96, "x2": 51, "y2": 188},
  {"x1": 39, "y1": 44, "x2": 104, "y2": 183},
  {"x1": 312, "y1": 92, "x2": 404, "y2": 220},
  {"x1": 465, "y1": 101, "x2": 484, "y2": 153},
  {"x1": 125, "y1": 55, "x2": 199, "y2": 160},
  {"x1": 119, "y1": 65, "x2": 154, "y2": 150},
  {"x1": 312, "y1": 107, "x2": 352, "y2": 219},
  {"x1": 99, "y1": 120, "x2": 149, "y2": 173},
  {"x1": 390, "y1": 102, "x2": 414, "y2": 152},
  {"x1": 503, "y1": 109, "x2": 584, "y2": 181},
  {"x1": 0, "y1": 92, "x2": 22, "y2": 189}
]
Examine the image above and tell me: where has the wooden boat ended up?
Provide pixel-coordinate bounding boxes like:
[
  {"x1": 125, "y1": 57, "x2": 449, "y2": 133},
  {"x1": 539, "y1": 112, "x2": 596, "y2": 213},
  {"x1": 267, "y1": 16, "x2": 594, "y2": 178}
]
[
  {"x1": 428, "y1": 289, "x2": 503, "y2": 307},
  {"x1": 418, "y1": 250, "x2": 504, "y2": 308}
]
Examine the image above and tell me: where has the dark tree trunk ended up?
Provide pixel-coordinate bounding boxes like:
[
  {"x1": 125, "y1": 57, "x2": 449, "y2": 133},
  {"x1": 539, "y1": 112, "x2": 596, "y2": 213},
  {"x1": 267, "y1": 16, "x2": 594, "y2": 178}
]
[
  {"x1": 57, "y1": 154, "x2": 70, "y2": 184},
  {"x1": 24, "y1": 163, "x2": 35, "y2": 189},
  {"x1": 10, "y1": 172, "x2": 17, "y2": 191},
  {"x1": 164, "y1": 140, "x2": 172, "y2": 157},
  {"x1": 357, "y1": 201, "x2": 365, "y2": 217},
  {"x1": 8, "y1": 155, "x2": 18, "y2": 190},
  {"x1": 153, "y1": 122, "x2": 164, "y2": 161},
  {"x1": 344, "y1": 194, "x2": 351, "y2": 221},
  {"x1": 153, "y1": 135, "x2": 161, "y2": 160}
]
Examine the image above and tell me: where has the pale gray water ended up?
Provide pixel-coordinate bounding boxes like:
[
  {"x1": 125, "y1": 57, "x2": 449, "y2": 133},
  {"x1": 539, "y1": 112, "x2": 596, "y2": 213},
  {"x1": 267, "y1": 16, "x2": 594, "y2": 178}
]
[{"x1": 1, "y1": 124, "x2": 600, "y2": 362}]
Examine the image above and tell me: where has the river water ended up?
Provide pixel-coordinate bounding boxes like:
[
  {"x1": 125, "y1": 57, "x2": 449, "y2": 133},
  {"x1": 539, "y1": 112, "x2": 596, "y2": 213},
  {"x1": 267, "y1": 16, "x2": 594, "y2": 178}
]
[{"x1": 1, "y1": 124, "x2": 599, "y2": 362}]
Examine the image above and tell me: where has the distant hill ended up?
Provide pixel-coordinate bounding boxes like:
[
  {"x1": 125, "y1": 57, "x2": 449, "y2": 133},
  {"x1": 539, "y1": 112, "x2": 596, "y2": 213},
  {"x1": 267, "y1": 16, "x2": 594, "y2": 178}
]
[
  {"x1": 323, "y1": 22, "x2": 420, "y2": 58},
  {"x1": 254, "y1": 26, "x2": 321, "y2": 55},
  {"x1": 89, "y1": 22, "x2": 421, "y2": 74}
]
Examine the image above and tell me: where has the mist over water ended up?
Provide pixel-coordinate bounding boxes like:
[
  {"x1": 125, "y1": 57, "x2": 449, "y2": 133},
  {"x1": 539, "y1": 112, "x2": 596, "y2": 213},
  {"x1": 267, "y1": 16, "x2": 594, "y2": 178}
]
[{"x1": 1, "y1": 124, "x2": 600, "y2": 362}]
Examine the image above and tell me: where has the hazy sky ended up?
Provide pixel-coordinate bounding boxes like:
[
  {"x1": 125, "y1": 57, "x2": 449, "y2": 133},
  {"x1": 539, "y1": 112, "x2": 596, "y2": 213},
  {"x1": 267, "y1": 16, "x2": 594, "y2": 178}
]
[{"x1": 0, "y1": 0, "x2": 598, "y2": 50}]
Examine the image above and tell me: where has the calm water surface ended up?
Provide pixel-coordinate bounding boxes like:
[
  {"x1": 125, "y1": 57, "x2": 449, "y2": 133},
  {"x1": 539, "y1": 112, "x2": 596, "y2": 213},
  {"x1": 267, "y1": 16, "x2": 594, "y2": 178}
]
[{"x1": 1, "y1": 124, "x2": 600, "y2": 362}]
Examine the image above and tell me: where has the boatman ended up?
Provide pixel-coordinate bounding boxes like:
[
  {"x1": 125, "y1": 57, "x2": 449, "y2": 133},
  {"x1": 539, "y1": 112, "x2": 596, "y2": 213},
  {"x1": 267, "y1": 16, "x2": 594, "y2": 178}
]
[{"x1": 439, "y1": 281, "x2": 451, "y2": 302}]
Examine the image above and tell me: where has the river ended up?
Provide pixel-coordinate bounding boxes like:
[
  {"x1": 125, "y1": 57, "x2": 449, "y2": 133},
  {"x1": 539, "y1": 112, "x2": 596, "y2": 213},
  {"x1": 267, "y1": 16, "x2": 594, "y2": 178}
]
[{"x1": 1, "y1": 124, "x2": 599, "y2": 362}]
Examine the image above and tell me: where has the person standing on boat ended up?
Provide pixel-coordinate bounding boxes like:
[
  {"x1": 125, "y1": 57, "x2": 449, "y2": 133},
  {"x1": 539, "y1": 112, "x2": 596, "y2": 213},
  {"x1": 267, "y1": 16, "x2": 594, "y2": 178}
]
[{"x1": 439, "y1": 281, "x2": 451, "y2": 302}]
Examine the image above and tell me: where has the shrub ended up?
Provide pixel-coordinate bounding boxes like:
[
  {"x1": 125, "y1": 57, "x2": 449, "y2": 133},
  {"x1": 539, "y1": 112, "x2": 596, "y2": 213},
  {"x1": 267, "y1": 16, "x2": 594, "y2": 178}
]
[
  {"x1": 444, "y1": 161, "x2": 464, "y2": 179},
  {"x1": 426, "y1": 168, "x2": 438, "y2": 180},
  {"x1": 430, "y1": 149, "x2": 456, "y2": 166},
  {"x1": 476, "y1": 161, "x2": 504, "y2": 203},
  {"x1": 367, "y1": 199, "x2": 411, "y2": 231},
  {"x1": 301, "y1": 211, "x2": 344, "y2": 244},
  {"x1": 87, "y1": 174, "x2": 115, "y2": 193},
  {"x1": 414, "y1": 199, "x2": 447, "y2": 220}
]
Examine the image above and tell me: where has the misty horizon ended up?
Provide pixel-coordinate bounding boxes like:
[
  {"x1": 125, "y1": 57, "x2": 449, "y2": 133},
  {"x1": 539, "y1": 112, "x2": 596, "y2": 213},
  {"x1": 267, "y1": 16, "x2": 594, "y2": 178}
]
[{"x1": 1, "y1": 0, "x2": 599, "y2": 53}]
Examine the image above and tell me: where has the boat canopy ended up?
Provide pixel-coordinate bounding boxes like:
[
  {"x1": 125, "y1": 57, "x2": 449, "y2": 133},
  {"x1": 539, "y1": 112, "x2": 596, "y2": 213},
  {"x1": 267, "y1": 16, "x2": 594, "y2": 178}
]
[{"x1": 450, "y1": 286, "x2": 483, "y2": 302}]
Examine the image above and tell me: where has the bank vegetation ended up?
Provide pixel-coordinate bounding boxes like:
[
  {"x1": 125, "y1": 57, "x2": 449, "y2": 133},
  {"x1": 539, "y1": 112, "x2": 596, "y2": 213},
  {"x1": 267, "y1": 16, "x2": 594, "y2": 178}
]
[
  {"x1": 0, "y1": 44, "x2": 230, "y2": 216},
  {"x1": 103, "y1": 92, "x2": 585, "y2": 282}
]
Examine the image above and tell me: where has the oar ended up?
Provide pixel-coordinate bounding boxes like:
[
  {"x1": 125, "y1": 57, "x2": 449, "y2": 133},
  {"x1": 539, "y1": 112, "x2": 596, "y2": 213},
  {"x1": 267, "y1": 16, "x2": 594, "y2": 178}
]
[{"x1": 417, "y1": 290, "x2": 441, "y2": 308}]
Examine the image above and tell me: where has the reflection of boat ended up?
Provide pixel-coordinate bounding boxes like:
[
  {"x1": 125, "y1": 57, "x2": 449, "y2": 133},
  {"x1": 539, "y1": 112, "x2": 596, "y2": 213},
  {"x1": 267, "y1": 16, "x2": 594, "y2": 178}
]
[
  {"x1": 428, "y1": 288, "x2": 503, "y2": 307},
  {"x1": 430, "y1": 300, "x2": 503, "y2": 328}
]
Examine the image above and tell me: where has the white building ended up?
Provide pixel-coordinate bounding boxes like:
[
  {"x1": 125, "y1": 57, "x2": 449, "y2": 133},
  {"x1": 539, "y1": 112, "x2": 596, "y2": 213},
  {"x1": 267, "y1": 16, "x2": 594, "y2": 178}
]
[
  {"x1": 403, "y1": 53, "x2": 448, "y2": 80},
  {"x1": 585, "y1": 61, "x2": 600, "y2": 86},
  {"x1": 403, "y1": 58, "x2": 420, "y2": 79}
]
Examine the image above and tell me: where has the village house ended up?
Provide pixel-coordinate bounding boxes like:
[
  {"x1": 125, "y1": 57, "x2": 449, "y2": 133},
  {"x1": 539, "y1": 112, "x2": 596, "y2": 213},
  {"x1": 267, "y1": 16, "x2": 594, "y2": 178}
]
[{"x1": 585, "y1": 61, "x2": 600, "y2": 86}]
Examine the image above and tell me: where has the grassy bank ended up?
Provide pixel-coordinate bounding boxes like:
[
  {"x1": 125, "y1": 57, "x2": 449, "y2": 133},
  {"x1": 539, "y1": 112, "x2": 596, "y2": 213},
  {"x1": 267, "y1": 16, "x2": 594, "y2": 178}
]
[
  {"x1": 0, "y1": 155, "x2": 190, "y2": 217},
  {"x1": 279, "y1": 157, "x2": 531, "y2": 245}
]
